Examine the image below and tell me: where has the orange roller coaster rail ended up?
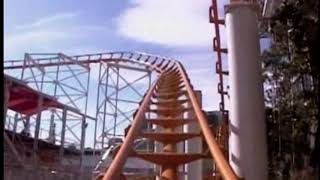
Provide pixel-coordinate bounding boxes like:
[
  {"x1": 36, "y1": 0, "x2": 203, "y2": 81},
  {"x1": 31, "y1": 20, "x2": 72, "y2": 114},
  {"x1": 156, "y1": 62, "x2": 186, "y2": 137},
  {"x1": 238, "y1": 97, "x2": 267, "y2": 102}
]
[{"x1": 98, "y1": 55, "x2": 238, "y2": 180}]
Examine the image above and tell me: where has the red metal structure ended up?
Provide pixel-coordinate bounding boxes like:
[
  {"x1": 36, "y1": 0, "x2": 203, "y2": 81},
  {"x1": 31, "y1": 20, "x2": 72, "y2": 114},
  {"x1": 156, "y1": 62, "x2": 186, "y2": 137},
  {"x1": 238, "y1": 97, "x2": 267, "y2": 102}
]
[
  {"x1": 209, "y1": 0, "x2": 230, "y2": 155},
  {"x1": 4, "y1": 75, "x2": 82, "y2": 116},
  {"x1": 4, "y1": 52, "x2": 238, "y2": 179}
]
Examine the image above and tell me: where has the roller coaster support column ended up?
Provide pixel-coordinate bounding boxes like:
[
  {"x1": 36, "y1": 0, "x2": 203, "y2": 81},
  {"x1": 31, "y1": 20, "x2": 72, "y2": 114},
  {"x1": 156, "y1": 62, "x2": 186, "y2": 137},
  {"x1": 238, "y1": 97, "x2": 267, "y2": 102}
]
[
  {"x1": 225, "y1": 1, "x2": 267, "y2": 179},
  {"x1": 80, "y1": 115, "x2": 87, "y2": 180},
  {"x1": 4, "y1": 82, "x2": 10, "y2": 127}
]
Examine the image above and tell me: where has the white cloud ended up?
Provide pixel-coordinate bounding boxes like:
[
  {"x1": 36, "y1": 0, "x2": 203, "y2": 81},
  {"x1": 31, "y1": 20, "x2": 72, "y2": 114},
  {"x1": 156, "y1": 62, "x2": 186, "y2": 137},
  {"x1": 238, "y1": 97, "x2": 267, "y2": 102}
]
[
  {"x1": 115, "y1": 0, "x2": 215, "y2": 47},
  {"x1": 4, "y1": 12, "x2": 108, "y2": 59},
  {"x1": 15, "y1": 12, "x2": 79, "y2": 30},
  {"x1": 114, "y1": 0, "x2": 230, "y2": 110},
  {"x1": 4, "y1": 29, "x2": 70, "y2": 58}
]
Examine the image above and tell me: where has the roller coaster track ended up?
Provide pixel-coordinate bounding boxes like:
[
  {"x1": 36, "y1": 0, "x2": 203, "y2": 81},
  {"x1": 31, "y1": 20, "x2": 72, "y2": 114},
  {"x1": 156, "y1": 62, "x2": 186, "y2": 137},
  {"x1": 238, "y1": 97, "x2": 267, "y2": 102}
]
[{"x1": 4, "y1": 52, "x2": 237, "y2": 180}]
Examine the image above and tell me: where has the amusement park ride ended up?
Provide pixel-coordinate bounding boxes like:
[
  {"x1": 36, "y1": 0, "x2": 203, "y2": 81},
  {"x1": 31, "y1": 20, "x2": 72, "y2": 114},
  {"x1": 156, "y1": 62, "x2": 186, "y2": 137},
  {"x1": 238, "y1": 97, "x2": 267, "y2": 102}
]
[{"x1": 4, "y1": 0, "x2": 268, "y2": 180}]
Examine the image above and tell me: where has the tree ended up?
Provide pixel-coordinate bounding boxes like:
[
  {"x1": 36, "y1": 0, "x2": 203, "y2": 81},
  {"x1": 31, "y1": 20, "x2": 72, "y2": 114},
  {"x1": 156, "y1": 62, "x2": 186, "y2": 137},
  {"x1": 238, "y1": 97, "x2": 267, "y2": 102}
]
[{"x1": 259, "y1": 0, "x2": 319, "y2": 178}]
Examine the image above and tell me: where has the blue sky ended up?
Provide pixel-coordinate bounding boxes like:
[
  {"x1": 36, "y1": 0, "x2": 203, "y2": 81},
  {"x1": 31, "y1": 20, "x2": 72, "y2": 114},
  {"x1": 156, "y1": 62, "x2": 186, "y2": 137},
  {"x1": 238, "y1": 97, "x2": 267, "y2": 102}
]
[
  {"x1": 5, "y1": 0, "x2": 273, "y2": 148},
  {"x1": 4, "y1": 0, "x2": 232, "y2": 111}
]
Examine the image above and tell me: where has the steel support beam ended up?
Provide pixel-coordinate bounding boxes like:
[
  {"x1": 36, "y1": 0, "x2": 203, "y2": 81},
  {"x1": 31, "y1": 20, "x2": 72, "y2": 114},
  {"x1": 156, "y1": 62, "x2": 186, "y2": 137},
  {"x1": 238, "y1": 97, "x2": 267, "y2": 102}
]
[
  {"x1": 102, "y1": 66, "x2": 110, "y2": 148},
  {"x1": 33, "y1": 95, "x2": 43, "y2": 167},
  {"x1": 48, "y1": 112, "x2": 56, "y2": 143},
  {"x1": 59, "y1": 108, "x2": 67, "y2": 159},
  {"x1": 113, "y1": 66, "x2": 120, "y2": 136},
  {"x1": 80, "y1": 116, "x2": 87, "y2": 180},
  {"x1": 94, "y1": 63, "x2": 103, "y2": 155},
  {"x1": 13, "y1": 113, "x2": 18, "y2": 133}
]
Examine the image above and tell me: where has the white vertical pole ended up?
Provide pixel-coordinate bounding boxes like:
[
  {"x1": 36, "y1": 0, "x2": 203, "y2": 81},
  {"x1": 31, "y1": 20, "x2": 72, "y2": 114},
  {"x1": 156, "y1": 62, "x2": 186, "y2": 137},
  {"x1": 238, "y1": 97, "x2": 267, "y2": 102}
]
[
  {"x1": 60, "y1": 108, "x2": 67, "y2": 159},
  {"x1": 225, "y1": 2, "x2": 267, "y2": 180}
]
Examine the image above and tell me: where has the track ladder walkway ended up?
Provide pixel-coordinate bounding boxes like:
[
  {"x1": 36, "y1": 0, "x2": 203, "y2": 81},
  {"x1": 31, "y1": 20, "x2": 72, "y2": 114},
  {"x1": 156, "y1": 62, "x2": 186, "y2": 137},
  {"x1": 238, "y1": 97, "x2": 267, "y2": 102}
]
[
  {"x1": 132, "y1": 70, "x2": 207, "y2": 179},
  {"x1": 97, "y1": 57, "x2": 238, "y2": 180}
]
